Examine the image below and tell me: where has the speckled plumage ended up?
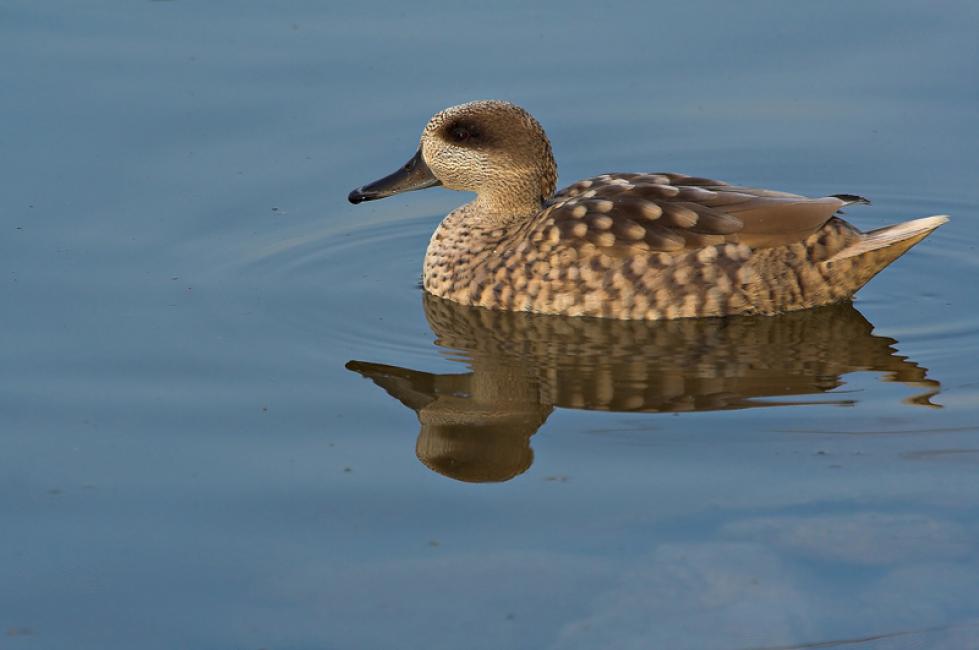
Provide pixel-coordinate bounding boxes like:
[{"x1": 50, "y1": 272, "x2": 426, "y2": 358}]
[
  {"x1": 351, "y1": 100, "x2": 948, "y2": 319},
  {"x1": 347, "y1": 295, "x2": 940, "y2": 482}
]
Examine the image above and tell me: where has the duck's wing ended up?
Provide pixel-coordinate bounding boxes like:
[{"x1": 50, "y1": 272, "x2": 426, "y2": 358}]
[{"x1": 545, "y1": 172, "x2": 866, "y2": 251}]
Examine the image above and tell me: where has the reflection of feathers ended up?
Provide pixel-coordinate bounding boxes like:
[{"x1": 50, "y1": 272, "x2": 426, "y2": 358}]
[
  {"x1": 347, "y1": 296, "x2": 941, "y2": 482},
  {"x1": 422, "y1": 293, "x2": 940, "y2": 412}
]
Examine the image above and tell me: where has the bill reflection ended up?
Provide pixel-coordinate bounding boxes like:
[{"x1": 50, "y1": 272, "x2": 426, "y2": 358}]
[{"x1": 348, "y1": 295, "x2": 940, "y2": 483}]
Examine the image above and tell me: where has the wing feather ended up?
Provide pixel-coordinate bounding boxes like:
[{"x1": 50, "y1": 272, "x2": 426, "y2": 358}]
[{"x1": 546, "y1": 173, "x2": 855, "y2": 252}]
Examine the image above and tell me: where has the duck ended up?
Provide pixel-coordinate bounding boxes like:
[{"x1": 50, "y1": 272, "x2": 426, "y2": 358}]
[
  {"x1": 347, "y1": 294, "x2": 941, "y2": 482},
  {"x1": 348, "y1": 100, "x2": 948, "y2": 320}
]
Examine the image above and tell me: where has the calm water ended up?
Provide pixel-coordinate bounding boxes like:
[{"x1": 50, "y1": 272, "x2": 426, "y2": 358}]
[{"x1": 3, "y1": 2, "x2": 979, "y2": 649}]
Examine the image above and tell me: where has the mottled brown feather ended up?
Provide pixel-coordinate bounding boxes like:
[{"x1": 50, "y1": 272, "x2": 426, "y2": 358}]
[
  {"x1": 549, "y1": 173, "x2": 842, "y2": 252},
  {"x1": 352, "y1": 100, "x2": 947, "y2": 319}
]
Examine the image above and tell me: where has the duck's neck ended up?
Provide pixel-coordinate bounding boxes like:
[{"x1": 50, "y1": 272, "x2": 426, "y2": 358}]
[
  {"x1": 469, "y1": 143, "x2": 558, "y2": 227},
  {"x1": 471, "y1": 187, "x2": 543, "y2": 227}
]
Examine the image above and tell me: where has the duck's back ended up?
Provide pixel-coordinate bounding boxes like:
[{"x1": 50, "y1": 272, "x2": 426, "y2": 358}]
[{"x1": 422, "y1": 172, "x2": 946, "y2": 320}]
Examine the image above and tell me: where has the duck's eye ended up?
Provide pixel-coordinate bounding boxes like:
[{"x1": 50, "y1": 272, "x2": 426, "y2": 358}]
[{"x1": 450, "y1": 126, "x2": 474, "y2": 143}]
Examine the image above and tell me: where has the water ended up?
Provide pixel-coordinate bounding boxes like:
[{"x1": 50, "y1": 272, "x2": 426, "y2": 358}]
[{"x1": 2, "y1": 2, "x2": 979, "y2": 648}]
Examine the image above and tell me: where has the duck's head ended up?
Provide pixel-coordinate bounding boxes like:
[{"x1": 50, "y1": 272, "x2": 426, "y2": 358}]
[{"x1": 348, "y1": 100, "x2": 557, "y2": 218}]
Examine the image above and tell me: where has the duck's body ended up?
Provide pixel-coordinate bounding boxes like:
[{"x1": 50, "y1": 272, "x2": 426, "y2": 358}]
[{"x1": 350, "y1": 100, "x2": 947, "y2": 320}]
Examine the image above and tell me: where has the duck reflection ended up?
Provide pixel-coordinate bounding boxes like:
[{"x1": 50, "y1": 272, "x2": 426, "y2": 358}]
[{"x1": 347, "y1": 295, "x2": 940, "y2": 483}]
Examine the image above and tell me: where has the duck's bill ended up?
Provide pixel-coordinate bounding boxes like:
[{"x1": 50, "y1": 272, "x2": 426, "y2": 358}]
[{"x1": 348, "y1": 149, "x2": 441, "y2": 204}]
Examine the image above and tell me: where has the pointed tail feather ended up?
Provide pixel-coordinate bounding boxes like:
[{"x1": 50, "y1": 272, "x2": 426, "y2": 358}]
[{"x1": 827, "y1": 215, "x2": 949, "y2": 263}]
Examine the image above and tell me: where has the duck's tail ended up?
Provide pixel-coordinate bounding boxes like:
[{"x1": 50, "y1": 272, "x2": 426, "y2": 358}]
[
  {"x1": 826, "y1": 215, "x2": 949, "y2": 264},
  {"x1": 816, "y1": 215, "x2": 948, "y2": 301}
]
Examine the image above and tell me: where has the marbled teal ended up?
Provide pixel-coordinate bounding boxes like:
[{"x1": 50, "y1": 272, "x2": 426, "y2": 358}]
[{"x1": 349, "y1": 100, "x2": 947, "y2": 320}]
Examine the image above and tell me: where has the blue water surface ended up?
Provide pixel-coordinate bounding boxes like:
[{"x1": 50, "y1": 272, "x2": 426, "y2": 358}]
[{"x1": 2, "y1": 2, "x2": 979, "y2": 649}]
